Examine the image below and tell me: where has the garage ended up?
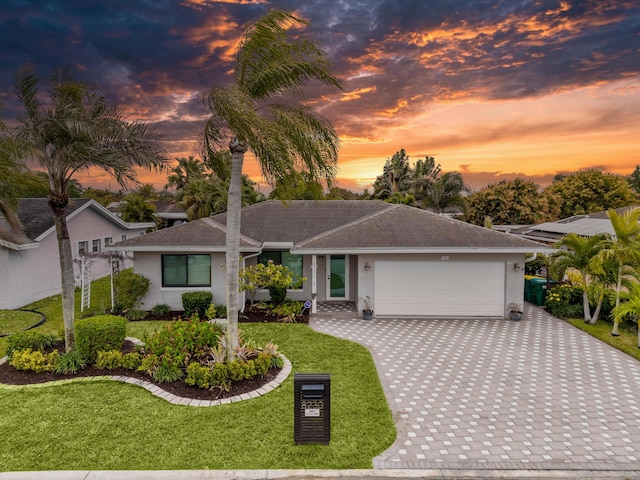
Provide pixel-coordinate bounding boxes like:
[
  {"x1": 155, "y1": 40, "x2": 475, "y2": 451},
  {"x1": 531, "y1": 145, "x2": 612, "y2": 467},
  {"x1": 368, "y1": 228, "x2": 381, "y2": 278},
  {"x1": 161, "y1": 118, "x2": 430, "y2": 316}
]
[{"x1": 374, "y1": 260, "x2": 505, "y2": 317}]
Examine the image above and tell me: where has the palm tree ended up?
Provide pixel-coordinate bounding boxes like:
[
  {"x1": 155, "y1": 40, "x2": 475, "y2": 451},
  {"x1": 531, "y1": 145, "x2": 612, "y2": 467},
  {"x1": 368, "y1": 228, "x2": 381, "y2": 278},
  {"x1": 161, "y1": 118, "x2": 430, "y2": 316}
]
[
  {"x1": 419, "y1": 171, "x2": 468, "y2": 214},
  {"x1": 0, "y1": 116, "x2": 25, "y2": 232},
  {"x1": 549, "y1": 233, "x2": 608, "y2": 323},
  {"x1": 202, "y1": 9, "x2": 342, "y2": 359},
  {"x1": 591, "y1": 207, "x2": 640, "y2": 335},
  {"x1": 166, "y1": 156, "x2": 206, "y2": 195},
  {"x1": 12, "y1": 66, "x2": 167, "y2": 351},
  {"x1": 121, "y1": 194, "x2": 157, "y2": 224},
  {"x1": 612, "y1": 282, "x2": 640, "y2": 347},
  {"x1": 373, "y1": 149, "x2": 413, "y2": 199}
]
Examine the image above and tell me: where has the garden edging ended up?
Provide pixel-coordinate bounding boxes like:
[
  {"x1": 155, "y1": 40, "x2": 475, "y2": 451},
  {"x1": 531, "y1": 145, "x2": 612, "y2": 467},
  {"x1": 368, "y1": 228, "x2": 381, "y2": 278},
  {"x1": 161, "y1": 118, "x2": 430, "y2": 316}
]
[{"x1": 0, "y1": 338, "x2": 292, "y2": 407}]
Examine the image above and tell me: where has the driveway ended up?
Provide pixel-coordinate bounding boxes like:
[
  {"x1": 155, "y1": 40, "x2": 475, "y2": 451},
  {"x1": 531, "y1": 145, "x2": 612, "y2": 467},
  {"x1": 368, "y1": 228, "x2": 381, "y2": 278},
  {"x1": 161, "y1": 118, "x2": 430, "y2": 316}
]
[{"x1": 310, "y1": 304, "x2": 640, "y2": 472}]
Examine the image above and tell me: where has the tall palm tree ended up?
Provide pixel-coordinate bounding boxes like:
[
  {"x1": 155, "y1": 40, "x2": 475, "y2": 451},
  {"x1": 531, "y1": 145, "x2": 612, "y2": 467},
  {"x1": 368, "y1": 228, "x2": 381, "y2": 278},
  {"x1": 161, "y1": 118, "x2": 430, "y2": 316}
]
[
  {"x1": 121, "y1": 194, "x2": 157, "y2": 224},
  {"x1": 12, "y1": 66, "x2": 167, "y2": 351},
  {"x1": 165, "y1": 156, "x2": 206, "y2": 195},
  {"x1": 591, "y1": 207, "x2": 640, "y2": 335},
  {"x1": 549, "y1": 233, "x2": 608, "y2": 323},
  {"x1": 419, "y1": 171, "x2": 468, "y2": 214},
  {"x1": 0, "y1": 107, "x2": 26, "y2": 232},
  {"x1": 612, "y1": 282, "x2": 640, "y2": 347},
  {"x1": 202, "y1": 9, "x2": 342, "y2": 359}
]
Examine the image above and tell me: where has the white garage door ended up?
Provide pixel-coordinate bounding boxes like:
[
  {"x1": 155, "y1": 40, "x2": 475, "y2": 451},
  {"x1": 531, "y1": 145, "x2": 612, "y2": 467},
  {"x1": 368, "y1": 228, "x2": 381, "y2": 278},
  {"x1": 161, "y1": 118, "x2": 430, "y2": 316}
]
[{"x1": 374, "y1": 260, "x2": 505, "y2": 317}]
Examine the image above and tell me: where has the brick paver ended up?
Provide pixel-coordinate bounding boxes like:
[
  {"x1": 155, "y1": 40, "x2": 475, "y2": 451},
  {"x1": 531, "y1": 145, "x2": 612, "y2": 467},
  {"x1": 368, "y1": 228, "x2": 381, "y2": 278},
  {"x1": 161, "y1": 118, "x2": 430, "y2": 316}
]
[{"x1": 311, "y1": 304, "x2": 640, "y2": 471}]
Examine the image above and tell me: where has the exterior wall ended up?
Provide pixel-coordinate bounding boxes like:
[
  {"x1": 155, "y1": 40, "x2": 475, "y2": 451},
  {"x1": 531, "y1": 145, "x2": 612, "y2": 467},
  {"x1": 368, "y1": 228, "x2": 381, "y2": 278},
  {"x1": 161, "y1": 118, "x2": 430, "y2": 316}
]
[
  {"x1": 356, "y1": 252, "x2": 525, "y2": 319},
  {"x1": 0, "y1": 207, "x2": 148, "y2": 310},
  {"x1": 134, "y1": 251, "x2": 226, "y2": 311}
]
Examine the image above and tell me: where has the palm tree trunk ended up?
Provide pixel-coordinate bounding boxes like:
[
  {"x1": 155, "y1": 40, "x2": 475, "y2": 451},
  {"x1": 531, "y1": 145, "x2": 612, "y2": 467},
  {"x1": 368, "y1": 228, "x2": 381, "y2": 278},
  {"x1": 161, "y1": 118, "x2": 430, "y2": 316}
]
[
  {"x1": 612, "y1": 263, "x2": 623, "y2": 336},
  {"x1": 225, "y1": 138, "x2": 247, "y2": 361},
  {"x1": 50, "y1": 199, "x2": 76, "y2": 352},
  {"x1": 582, "y1": 290, "x2": 592, "y2": 322},
  {"x1": 589, "y1": 290, "x2": 605, "y2": 324}
]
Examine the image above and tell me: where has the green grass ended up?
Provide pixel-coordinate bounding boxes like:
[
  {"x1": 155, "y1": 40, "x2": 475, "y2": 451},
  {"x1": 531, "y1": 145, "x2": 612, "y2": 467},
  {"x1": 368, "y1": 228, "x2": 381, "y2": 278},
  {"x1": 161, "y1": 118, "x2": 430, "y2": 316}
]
[
  {"x1": 565, "y1": 317, "x2": 640, "y2": 361},
  {"x1": 0, "y1": 310, "x2": 43, "y2": 336},
  {"x1": 0, "y1": 278, "x2": 396, "y2": 471}
]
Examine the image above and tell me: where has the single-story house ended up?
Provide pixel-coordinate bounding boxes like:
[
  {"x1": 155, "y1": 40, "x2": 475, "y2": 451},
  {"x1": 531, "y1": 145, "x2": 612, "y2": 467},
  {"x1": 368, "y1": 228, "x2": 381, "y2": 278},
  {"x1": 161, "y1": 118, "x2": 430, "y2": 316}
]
[
  {"x1": 106, "y1": 200, "x2": 553, "y2": 318},
  {"x1": 0, "y1": 198, "x2": 154, "y2": 309},
  {"x1": 511, "y1": 204, "x2": 640, "y2": 244}
]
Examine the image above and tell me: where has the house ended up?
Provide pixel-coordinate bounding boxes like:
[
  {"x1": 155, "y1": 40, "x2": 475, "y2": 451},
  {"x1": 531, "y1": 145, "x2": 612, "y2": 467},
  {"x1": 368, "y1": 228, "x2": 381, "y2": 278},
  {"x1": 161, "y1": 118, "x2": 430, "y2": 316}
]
[
  {"x1": 105, "y1": 200, "x2": 553, "y2": 319},
  {"x1": 511, "y1": 205, "x2": 640, "y2": 244},
  {"x1": 0, "y1": 198, "x2": 155, "y2": 309}
]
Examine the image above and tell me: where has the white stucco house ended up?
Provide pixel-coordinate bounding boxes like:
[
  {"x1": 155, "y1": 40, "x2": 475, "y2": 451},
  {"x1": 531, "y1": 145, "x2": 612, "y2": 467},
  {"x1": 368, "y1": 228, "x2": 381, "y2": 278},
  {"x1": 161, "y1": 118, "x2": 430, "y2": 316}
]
[
  {"x1": 105, "y1": 200, "x2": 553, "y2": 319},
  {"x1": 0, "y1": 198, "x2": 154, "y2": 309}
]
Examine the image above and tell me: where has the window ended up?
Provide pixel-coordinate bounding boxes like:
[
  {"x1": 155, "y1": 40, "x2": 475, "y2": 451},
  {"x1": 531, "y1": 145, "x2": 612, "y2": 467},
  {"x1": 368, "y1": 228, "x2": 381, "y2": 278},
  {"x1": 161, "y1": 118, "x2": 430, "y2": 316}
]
[
  {"x1": 258, "y1": 251, "x2": 304, "y2": 289},
  {"x1": 92, "y1": 239, "x2": 101, "y2": 253},
  {"x1": 104, "y1": 237, "x2": 112, "y2": 247},
  {"x1": 121, "y1": 234, "x2": 127, "y2": 241},
  {"x1": 162, "y1": 254, "x2": 211, "y2": 287},
  {"x1": 78, "y1": 241, "x2": 88, "y2": 256}
]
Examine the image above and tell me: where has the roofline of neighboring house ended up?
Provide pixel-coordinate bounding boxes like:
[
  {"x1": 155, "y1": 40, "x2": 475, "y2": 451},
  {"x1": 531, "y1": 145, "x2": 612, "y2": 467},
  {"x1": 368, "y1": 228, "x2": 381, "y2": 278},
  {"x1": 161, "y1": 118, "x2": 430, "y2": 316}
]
[
  {"x1": 34, "y1": 199, "x2": 156, "y2": 242},
  {"x1": 104, "y1": 245, "x2": 262, "y2": 253},
  {"x1": 156, "y1": 213, "x2": 187, "y2": 219},
  {"x1": 291, "y1": 246, "x2": 557, "y2": 255},
  {"x1": 0, "y1": 239, "x2": 39, "y2": 251}
]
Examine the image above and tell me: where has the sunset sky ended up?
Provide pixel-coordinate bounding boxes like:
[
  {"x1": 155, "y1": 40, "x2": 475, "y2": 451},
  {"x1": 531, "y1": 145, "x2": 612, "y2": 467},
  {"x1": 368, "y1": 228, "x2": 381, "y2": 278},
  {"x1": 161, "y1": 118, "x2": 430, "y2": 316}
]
[{"x1": 1, "y1": 1, "x2": 638, "y2": 193}]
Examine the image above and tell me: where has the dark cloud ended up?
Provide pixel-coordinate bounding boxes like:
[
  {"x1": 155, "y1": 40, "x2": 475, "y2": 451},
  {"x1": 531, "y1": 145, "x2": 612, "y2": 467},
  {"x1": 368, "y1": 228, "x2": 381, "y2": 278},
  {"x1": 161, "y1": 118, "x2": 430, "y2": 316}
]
[{"x1": 0, "y1": 0, "x2": 638, "y2": 187}]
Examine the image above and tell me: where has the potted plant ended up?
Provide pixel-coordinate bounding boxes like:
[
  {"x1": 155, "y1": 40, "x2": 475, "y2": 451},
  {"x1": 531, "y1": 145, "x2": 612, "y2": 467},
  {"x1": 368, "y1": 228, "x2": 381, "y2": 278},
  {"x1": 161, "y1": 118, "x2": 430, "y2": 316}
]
[
  {"x1": 507, "y1": 303, "x2": 524, "y2": 321},
  {"x1": 361, "y1": 296, "x2": 374, "y2": 320}
]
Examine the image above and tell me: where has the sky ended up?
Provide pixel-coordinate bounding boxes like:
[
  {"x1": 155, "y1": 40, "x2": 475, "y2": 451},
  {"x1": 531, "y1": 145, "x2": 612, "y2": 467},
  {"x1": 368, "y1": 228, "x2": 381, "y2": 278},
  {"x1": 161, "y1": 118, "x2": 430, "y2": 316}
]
[{"x1": 1, "y1": 0, "x2": 639, "y2": 194}]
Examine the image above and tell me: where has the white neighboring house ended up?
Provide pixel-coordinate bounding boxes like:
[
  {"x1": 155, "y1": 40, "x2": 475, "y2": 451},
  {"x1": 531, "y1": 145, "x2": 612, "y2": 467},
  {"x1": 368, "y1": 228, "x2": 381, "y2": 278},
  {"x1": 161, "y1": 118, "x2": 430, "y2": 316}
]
[
  {"x1": 106, "y1": 200, "x2": 554, "y2": 319},
  {"x1": 0, "y1": 198, "x2": 155, "y2": 309}
]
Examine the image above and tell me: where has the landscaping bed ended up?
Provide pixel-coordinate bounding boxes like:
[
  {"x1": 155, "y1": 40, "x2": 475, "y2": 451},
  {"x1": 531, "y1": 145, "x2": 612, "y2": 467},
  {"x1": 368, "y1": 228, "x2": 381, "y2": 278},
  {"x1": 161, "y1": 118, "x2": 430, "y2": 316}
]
[{"x1": 0, "y1": 339, "x2": 281, "y2": 401}]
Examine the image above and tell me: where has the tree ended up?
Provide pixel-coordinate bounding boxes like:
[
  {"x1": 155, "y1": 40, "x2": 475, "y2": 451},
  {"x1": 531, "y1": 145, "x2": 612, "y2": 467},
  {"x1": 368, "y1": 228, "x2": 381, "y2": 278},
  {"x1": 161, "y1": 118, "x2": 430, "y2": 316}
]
[
  {"x1": 418, "y1": 171, "x2": 468, "y2": 214},
  {"x1": 611, "y1": 282, "x2": 640, "y2": 347},
  {"x1": 325, "y1": 186, "x2": 362, "y2": 200},
  {"x1": 591, "y1": 207, "x2": 640, "y2": 336},
  {"x1": 628, "y1": 165, "x2": 640, "y2": 195},
  {"x1": 0, "y1": 111, "x2": 25, "y2": 231},
  {"x1": 121, "y1": 194, "x2": 157, "y2": 223},
  {"x1": 373, "y1": 149, "x2": 413, "y2": 199},
  {"x1": 202, "y1": 9, "x2": 342, "y2": 360},
  {"x1": 12, "y1": 66, "x2": 166, "y2": 351},
  {"x1": 545, "y1": 169, "x2": 639, "y2": 219},
  {"x1": 165, "y1": 156, "x2": 206, "y2": 195},
  {"x1": 466, "y1": 178, "x2": 559, "y2": 225},
  {"x1": 180, "y1": 177, "x2": 228, "y2": 220},
  {"x1": 269, "y1": 171, "x2": 325, "y2": 200},
  {"x1": 549, "y1": 233, "x2": 608, "y2": 323},
  {"x1": 81, "y1": 187, "x2": 124, "y2": 207}
]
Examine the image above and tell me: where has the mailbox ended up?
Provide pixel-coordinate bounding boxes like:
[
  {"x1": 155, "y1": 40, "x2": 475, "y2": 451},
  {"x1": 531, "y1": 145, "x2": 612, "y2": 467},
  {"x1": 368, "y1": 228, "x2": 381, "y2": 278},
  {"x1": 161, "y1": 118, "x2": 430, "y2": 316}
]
[{"x1": 294, "y1": 373, "x2": 331, "y2": 445}]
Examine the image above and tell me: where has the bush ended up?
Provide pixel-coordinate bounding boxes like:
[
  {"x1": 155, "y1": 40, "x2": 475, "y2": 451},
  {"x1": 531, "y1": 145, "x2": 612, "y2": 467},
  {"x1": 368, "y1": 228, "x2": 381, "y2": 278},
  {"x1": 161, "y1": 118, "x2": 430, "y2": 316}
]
[
  {"x1": 215, "y1": 305, "x2": 227, "y2": 319},
  {"x1": 545, "y1": 284, "x2": 584, "y2": 319},
  {"x1": 151, "y1": 304, "x2": 171, "y2": 316},
  {"x1": 10, "y1": 348, "x2": 59, "y2": 373},
  {"x1": 122, "y1": 352, "x2": 142, "y2": 370},
  {"x1": 113, "y1": 270, "x2": 150, "y2": 312},
  {"x1": 6, "y1": 331, "x2": 60, "y2": 359},
  {"x1": 272, "y1": 300, "x2": 303, "y2": 322},
  {"x1": 76, "y1": 315, "x2": 127, "y2": 364},
  {"x1": 95, "y1": 350, "x2": 124, "y2": 370},
  {"x1": 185, "y1": 362, "x2": 211, "y2": 388},
  {"x1": 125, "y1": 309, "x2": 148, "y2": 321},
  {"x1": 144, "y1": 318, "x2": 224, "y2": 368},
  {"x1": 154, "y1": 357, "x2": 183, "y2": 383},
  {"x1": 268, "y1": 286, "x2": 287, "y2": 305},
  {"x1": 53, "y1": 350, "x2": 87, "y2": 374},
  {"x1": 182, "y1": 291, "x2": 212, "y2": 318}
]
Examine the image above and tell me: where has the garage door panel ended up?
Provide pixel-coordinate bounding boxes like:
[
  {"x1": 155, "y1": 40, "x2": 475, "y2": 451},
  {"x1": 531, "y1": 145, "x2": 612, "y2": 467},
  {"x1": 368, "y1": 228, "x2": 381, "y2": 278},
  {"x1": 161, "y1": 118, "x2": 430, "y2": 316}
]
[{"x1": 375, "y1": 261, "x2": 504, "y2": 317}]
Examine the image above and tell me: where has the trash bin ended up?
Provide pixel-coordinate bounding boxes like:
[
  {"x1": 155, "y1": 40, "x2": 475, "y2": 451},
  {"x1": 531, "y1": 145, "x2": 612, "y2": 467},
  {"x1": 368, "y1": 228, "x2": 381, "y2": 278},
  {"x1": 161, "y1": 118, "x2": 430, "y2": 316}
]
[
  {"x1": 294, "y1": 373, "x2": 331, "y2": 445},
  {"x1": 524, "y1": 275, "x2": 535, "y2": 303},
  {"x1": 529, "y1": 277, "x2": 558, "y2": 306}
]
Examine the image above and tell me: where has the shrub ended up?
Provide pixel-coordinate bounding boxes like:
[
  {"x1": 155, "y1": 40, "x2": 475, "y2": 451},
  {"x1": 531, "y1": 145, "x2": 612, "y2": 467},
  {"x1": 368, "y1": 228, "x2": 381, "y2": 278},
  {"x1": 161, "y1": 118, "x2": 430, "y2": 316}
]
[
  {"x1": 95, "y1": 350, "x2": 124, "y2": 370},
  {"x1": 215, "y1": 305, "x2": 227, "y2": 319},
  {"x1": 76, "y1": 315, "x2": 127, "y2": 364},
  {"x1": 185, "y1": 362, "x2": 211, "y2": 388},
  {"x1": 182, "y1": 291, "x2": 212, "y2": 318},
  {"x1": 151, "y1": 304, "x2": 171, "y2": 316},
  {"x1": 272, "y1": 300, "x2": 303, "y2": 322},
  {"x1": 144, "y1": 318, "x2": 224, "y2": 367},
  {"x1": 154, "y1": 357, "x2": 183, "y2": 383},
  {"x1": 125, "y1": 309, "x2": 148, "y2": 321},
  {"x1": 113, "y1": 270, "x2": 150, "y2": 312},
  {"x1": 268, "y1": 286, "x2": 287, "y2": 305},
  {"x1": 7, "y1": 331, "x2": 60, "y2": 359},
  {"x1": 53, "y1": 350, "x2": 87, "y2": 374},
  {"x1": 545, "y1": 284, "x2": 583, "y2": 319},
  {"x1": 254, "y1": 353, "x2": 271, "y2": 376},
  {"x1": 10, "y1": 348, "x2": 59, "y2": 373},
  {"x1": 121, "y1": 352, "x2": 142, "y2": 370}
]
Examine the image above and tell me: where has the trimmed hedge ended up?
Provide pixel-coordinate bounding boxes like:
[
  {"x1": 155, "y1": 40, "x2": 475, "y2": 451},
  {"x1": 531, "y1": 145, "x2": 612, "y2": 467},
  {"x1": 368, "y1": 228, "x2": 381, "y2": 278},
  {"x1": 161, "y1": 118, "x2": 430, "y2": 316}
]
[
  {"x1": 182, "y1": 291, "x2": 213, "y2": 318},
  {"x1": 76, "y1": 315, "x2": 127, "y2": 363},
  {"x1": 6, "y1": 331, "x2": 60, "y2": 359}
]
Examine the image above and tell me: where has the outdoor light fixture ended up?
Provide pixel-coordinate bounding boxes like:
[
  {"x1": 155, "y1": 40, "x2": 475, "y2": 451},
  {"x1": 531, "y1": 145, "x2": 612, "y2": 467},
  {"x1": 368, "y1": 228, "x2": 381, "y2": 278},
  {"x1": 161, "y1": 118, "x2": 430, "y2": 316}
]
[
  {"x1": 514, "y1": 263, "x2": 521, "y2": 271},
  {"x1": 364, "y1": 262, "x2": 371, "y2": 271}
]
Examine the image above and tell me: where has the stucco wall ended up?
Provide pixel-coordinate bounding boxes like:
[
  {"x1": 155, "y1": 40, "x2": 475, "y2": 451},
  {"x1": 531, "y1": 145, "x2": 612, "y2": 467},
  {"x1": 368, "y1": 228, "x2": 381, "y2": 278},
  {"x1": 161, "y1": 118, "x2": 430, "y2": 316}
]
[{"x1": 0, "y1": 206, "x2": 147, "y2": 310}]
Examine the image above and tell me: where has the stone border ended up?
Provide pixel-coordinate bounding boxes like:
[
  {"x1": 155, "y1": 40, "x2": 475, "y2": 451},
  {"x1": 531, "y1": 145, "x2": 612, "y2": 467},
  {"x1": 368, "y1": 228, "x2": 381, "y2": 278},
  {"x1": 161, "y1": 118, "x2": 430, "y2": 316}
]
[{"x1": 0, "y1": 337, "x2": 292, "y2": 407}]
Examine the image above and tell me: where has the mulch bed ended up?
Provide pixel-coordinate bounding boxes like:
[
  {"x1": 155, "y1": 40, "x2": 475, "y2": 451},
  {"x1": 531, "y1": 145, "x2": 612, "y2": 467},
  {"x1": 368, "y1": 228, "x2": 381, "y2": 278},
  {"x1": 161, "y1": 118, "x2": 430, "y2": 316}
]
[
  {"x1": 129, "y1": 306, "x2": 309, "y2": 324},
  {"x1": 0, "y1": 340, "x2": 282, "y2": 402}
]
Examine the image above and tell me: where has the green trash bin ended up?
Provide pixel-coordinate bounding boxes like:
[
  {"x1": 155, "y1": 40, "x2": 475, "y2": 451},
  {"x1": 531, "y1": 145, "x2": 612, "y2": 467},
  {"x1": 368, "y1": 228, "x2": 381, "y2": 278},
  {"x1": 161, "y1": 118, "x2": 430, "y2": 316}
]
[
  {"x1": 530, "y1": 277, "x2": 558, "y2": 306},
  {"x1": 523, "y1": 275, "x2": 535, "y2": 303}
]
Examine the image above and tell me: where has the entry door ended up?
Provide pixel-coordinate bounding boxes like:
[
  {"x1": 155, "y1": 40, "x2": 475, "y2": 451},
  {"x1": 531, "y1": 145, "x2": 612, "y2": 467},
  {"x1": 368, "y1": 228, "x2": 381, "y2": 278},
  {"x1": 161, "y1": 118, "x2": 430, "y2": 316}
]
[{"x1": 326, "y1": 255, "x2": 349, "y2": 300}]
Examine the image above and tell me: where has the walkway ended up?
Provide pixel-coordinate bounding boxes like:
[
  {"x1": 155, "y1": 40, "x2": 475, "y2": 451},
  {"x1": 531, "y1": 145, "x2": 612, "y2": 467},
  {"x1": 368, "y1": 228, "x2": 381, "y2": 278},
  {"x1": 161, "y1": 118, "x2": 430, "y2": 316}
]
[{"x1": 310, "y1": 304, "x2": 640, "y2": 472}]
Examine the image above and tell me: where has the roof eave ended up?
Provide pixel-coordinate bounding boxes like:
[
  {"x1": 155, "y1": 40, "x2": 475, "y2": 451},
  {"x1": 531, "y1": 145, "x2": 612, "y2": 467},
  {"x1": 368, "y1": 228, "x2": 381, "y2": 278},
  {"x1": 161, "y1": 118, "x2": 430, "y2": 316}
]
[
  {"x1": 291, "y1": 246, "x2": 557, "y2": 255},
  {"x1": 104, "y1": 245, "x2": 261, "y2": 253}
]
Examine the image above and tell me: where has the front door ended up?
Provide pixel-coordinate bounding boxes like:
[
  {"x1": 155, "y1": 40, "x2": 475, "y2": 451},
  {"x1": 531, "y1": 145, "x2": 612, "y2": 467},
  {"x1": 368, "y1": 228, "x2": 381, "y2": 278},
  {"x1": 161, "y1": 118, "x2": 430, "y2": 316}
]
[{"x1": 327, "y1": 255, "x2": 349, "y2": 300}]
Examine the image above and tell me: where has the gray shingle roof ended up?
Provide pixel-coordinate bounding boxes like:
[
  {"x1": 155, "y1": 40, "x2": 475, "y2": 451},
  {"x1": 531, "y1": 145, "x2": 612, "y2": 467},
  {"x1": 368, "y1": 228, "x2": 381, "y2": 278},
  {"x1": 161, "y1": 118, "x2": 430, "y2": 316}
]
[
  {"x1": 18, "y1": 198, "x2": 92, "y2": 240},
  {"x1": 110, "y1": 200, "x2": 551, "y2": 253}
]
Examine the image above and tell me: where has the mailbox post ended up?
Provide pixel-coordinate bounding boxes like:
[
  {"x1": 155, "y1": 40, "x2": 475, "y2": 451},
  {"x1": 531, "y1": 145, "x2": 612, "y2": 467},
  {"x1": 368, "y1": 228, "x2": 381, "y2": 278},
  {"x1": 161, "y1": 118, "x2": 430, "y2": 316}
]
[{"x1": 294, "y1": 373, "x2": 331, "y2": 445}]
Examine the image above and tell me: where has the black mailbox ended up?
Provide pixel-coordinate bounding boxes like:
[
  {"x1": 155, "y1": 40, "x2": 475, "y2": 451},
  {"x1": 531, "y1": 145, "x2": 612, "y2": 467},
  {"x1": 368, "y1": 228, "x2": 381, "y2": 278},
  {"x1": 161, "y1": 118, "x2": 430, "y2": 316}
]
[{"x1": 294, "y1": 373, "x2": 331, "y2": 445}]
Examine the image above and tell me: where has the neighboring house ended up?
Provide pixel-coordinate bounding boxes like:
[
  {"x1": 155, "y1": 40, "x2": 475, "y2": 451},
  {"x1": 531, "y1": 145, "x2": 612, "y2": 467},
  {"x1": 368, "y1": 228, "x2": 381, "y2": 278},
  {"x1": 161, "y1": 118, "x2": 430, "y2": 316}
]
[
  {"x1": 107, "y1": 200, "x2": 187, "y2": 228},
  {"x1": 511, "y1": 205, "x2": 640, "y2": 244},
  {"x1": 106, "y1": 200, "x2": 552, "y2": 319},
  {"x1": 0, "y1": 198, "x2": 154, "y2": 309}
]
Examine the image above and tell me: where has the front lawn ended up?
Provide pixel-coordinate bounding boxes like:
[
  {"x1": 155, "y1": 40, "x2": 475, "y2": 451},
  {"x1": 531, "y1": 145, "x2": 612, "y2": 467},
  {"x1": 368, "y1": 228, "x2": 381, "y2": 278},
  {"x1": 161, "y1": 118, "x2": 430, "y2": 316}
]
[
  {"x1": 0, "y1": 280, "x2": 395, "y2": 471},
  {"x1": 0, "y1": 310, "x2": 43, "y2": 336},
  {"x1": 565, "y1": 317, "x2": 640, "y2": 361}
]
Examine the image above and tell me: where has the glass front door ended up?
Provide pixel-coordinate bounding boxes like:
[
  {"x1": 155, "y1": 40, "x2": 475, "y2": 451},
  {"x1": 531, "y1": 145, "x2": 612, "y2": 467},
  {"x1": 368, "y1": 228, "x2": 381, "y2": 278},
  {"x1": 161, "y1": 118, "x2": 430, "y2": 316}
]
[{"x1": 327, "y1": 255, "x2": 348, "y2": 299}]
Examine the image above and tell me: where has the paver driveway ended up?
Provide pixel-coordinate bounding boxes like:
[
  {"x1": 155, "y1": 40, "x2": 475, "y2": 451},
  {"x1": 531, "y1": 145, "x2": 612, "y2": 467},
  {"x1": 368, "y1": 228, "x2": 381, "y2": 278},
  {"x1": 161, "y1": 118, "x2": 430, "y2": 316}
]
[{"x1": 311, "y1": 304, "x2": 640, "y2": 471}]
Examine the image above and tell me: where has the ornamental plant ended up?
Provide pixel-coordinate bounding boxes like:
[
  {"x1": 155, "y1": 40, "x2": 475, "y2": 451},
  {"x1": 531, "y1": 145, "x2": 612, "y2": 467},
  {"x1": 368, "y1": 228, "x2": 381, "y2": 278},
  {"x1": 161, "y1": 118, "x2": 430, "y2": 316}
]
[{"x1": 239, "y1": 261, "x2": 306, "y2": 308}]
